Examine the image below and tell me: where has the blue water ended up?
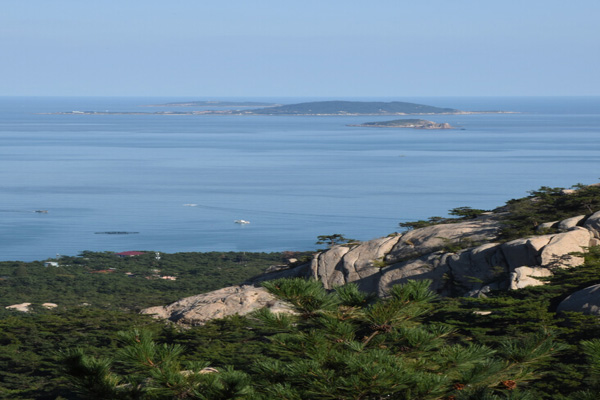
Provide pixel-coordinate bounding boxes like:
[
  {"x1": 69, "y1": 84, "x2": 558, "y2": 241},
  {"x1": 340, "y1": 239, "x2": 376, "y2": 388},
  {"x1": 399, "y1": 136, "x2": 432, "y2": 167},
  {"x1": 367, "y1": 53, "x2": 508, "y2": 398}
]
[{"x1": 1, "y1": 96, "x2": 599, "y2": 261}]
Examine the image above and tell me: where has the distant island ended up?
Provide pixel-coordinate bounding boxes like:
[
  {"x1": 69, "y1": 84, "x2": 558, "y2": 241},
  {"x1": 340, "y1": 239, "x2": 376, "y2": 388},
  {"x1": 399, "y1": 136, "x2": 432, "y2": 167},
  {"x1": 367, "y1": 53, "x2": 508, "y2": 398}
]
[
  {"x1": 145, "y1": 101, "x2": 281, "y2": 107},
  {"x1": 349, "y1": 119, "x2": 453, "y2": 129},
  {"x1": 50, "y1": 100, "x2": 512, "y2": 116},
  {"x1": 244, "y1": 101, "x2": 462, "y2": 115}
]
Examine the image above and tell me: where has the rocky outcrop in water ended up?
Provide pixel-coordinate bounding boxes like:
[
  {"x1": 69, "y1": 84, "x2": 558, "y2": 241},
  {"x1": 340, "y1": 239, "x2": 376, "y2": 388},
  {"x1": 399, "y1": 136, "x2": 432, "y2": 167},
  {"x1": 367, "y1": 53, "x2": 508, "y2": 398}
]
[
  {"x1": 141, "y1": 212, "x2": 600, "y2": 325},
  {"x1": 349, "y1": 119, "x2": 453, "y2": 129}
]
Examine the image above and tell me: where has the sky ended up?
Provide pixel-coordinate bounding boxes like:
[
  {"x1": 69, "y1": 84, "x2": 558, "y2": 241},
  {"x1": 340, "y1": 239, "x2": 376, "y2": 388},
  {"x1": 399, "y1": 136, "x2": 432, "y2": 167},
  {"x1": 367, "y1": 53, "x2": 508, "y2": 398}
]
[{"x1": 2, "y1": 0, "x2": 599, "y2": 97}]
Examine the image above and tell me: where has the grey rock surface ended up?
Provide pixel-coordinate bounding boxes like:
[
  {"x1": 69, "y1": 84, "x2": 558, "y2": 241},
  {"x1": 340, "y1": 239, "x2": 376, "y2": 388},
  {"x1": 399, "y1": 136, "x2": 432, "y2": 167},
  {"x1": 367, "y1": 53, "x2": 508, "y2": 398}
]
[
  {"x1": 386, "y1": 217, "x2": 501, "y2": 262},
  {"x1": 558, "y1": 284, "x2": 600, "y2": 315},
  {"x1": 509, "y1": 266, "x2": 553, "y2": 290},
  {"x1": 557, "y1": 215, "x2": 586, "y2": 232},
  {"x1": 142, "y1": 211, "x2": 600, "y2": 324},
  {"x1": 584, "y1": 211, "x2": 600, "y2": 238},
  {"x1": 141, "y1": 285, "x2": 292, "y2": 326}
]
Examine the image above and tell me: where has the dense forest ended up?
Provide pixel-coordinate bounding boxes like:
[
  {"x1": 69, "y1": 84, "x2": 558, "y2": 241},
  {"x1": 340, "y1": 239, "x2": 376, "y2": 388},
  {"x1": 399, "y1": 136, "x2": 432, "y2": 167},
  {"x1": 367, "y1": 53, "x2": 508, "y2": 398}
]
[{"x1": 3, "y1": 184, "x2": 600, "y2": 399}]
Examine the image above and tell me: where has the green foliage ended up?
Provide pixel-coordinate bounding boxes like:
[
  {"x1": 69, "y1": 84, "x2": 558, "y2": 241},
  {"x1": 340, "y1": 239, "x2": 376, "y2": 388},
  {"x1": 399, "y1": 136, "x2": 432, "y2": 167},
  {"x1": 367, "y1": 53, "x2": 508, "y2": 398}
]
[
  {"x1": 0, "y1": 251, "x2": 296, "y2": 311},
  {"x1": 262, "y1": 278, "x2": 340, "y2": 314},
  {"x1": 56, "y1": 279, "x2": 565, "y2": 399},
  {"x1": 500, "y1": 183, "x2": 600, "y2": 240},
  {"x1": 8, "y1": 182, "x2": 600, "y2": 398},
  {"x1": 61, "y1": 329, "x2": 255, "y2": 400},
  {"x1": 397, "y1": 183, "x2": 600, "y2": 244},
  {"x1": 399, "y1": 216, "x2": 446, "y2": 231},
  {"x1": 0, "y1": 307, "x2": 162, "y2": 399},
  {"x1": 0, "y1": 250, "x2": 303, "y2": 399},
  {"x1": 333, "y1": 282, "x2": 375, "y2": 307},
  {"x1": 428, "y1": 246, "x2": 600, "y2": 398},
  {"x1": 399, "y1": 207, "x2": 487, "y2": 232},
  {"x1": 449, "y1": 206, "x2": 489, "y2": 219},
  {"x1": 315, "y1": 234, "x2": 358, "y2": 248}
]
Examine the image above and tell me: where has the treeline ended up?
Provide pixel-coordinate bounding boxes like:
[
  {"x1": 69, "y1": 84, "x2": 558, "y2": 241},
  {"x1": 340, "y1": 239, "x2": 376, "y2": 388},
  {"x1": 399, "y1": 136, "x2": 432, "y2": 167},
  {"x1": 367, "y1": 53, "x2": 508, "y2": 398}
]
[
  {"x1": 0, "y1": 250, "x2": 311, "y2": 399},
  {"x1": 3, "y1": 182, "x2": 600, "y2": 398},
  {"x1": 60, "y1": 248, "x2": 600, "y2": 399},
  {"x1": 0, "y1": 251, "x2": 306, "y2": 312}
]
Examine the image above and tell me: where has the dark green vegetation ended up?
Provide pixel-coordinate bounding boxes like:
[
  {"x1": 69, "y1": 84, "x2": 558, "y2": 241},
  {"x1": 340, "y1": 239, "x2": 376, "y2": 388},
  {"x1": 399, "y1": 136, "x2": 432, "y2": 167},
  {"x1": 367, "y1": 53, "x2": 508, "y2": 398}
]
[
  {"x1": 61, "y1": 252, "x2": 600, "y2": 399},
  {"x1": 499, "y1": 184, "x2": 600, "y2": 240},
  {"x1": 0, "y1": 251, "x2": 298, "y2": 311},
  {"x1": 245, "y1": 101, "x2": 461, "y2": 115},
  {"x1": 3, "y1": 182, "x2": 600, "y2": 399},
  {"x1": 433, "y1": 246, "x2": 600, "y2": 399},
  {"x1": 0, "y1": 251, "x2": 306, "y2": 399},
  {"x1": 315, "y1": 234, "x2": 358, "y2": 248},
  {"x1": 62, "y1": 279, "x2": 566, "y2": 399},
  {"x1": 398, "y1": 206, "x2": 490, "y2": 231},
  {"x1": 399, "y1": 183, "x2": 600, "y2": 242},
  {"x1": 60, "y1": 249, "x2": 600, "y2": 399}
]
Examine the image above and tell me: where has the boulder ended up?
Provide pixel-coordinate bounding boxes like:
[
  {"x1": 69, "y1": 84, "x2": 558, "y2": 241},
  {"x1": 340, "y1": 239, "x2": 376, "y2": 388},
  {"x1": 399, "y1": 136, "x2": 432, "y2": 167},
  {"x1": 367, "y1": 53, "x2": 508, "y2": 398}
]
[
  {"x1": 141, "y1": 285, "x2": 292, "y2": 326},
  {"x1": 539, "y1": 228, "x2": 591, "y2": 268},
  {"x1": 379, "y1": 252, "x2": 450, "y2": 297},
  {"x1": 509, "y1": 266, "x2": 553, "y2": 290},
  {"x1": 5, "y1": 303, "x2": 32, "y2": 312},
  {"x1": 142, "y1": 208, "x2": 600, "y2": 325},
  {"x1": 448, "y1": 243, "x2": 503, "y2": 290},
  {"x1": 387, "y1": 218, "x2": 501, "y2": 262},
  {"x1": 309, "y1": 245, "x2": 352, "y2": 289},
  {"x1": 557, "y1": 215, "x2": 586, "y2": 232},
  {"x1": 500, "y1": 236, "x2": 552, "y2": 270},
  {"x1": 557, "y1": 284, "x2": 600, "y2": 315},
  {"x1": 584, "y1": 211, "x2": 600, "y2": 238},
  {"x1": 536, "y1": 221, "x2": 558, "y2": 232},
  {"x1": 310, "y1": 236, "x2": 401, "y2": 291}
]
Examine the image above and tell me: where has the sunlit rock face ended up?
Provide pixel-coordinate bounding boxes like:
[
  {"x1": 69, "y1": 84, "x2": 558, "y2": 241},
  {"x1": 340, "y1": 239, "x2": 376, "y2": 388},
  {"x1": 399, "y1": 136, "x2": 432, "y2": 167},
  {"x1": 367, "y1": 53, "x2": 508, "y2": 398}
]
[{"x1": 142, "y1": 212, "x2": 600, "y2": 325}]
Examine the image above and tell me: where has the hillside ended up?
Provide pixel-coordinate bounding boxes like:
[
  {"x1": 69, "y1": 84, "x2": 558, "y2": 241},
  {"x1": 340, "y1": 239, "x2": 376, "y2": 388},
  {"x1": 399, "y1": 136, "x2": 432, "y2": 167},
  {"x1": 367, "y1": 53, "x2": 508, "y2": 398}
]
[
  {"x1": 143, "y1": 184, "x2": 600, "y2": 325},
  {"x1": 4, "y1": 183, "x2": 600, "y2": 398},
  {"x1": 244, "y1": 100, "x2": 462, "y2": 115},
  {"x1": 52, "y1": 100, "x2": 501, "y2": 116}
]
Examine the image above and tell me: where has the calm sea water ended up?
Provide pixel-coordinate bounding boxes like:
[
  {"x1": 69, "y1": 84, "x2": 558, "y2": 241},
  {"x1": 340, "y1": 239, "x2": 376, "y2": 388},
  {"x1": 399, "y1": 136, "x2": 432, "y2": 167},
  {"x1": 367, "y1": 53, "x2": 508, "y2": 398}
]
[{"x1": 1, "y1": 96, "x2": 599, "y2": 261}]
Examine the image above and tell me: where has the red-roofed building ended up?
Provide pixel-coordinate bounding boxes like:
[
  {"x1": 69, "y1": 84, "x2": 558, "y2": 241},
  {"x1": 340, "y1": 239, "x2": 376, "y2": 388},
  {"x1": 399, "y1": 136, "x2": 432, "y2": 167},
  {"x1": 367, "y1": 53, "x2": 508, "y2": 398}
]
[{"x1": 115, "y1": 251, "x2": 145, "y2": 257}]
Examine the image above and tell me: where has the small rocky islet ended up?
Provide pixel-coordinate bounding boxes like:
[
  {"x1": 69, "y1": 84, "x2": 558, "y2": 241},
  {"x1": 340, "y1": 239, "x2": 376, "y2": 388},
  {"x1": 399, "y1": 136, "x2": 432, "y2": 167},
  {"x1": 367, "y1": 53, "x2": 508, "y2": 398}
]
[{"x1": 348, "y1": 118, "x2": 453, "y2": 129}]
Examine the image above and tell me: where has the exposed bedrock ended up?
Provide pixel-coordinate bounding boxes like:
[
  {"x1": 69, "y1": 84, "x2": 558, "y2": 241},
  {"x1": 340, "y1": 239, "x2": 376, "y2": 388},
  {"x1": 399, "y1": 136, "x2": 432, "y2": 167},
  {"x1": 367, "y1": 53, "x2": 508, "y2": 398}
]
[
  {"x1": 142, "y1": 213, "x2": 600, "y2": 325},
  {"x1": 140, "y1": 285, "x2": 293, "y2": 326},
  {"x1": 558, "y1": 284, "x2": 600, "y2": 315}
]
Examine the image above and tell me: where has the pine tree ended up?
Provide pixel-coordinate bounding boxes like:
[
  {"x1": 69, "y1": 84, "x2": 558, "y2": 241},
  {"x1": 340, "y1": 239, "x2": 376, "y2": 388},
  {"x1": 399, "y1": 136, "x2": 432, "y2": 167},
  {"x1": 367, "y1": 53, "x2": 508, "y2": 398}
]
[
  {"x1": 61, "y1": 279, "x2": 564, "y2": 399},
  {"x1": 250, "y1": 278, "x2": 564, "y2": 400},
  {"x1": 61, "y1": 329, "x2": 254, "y2": 399}
]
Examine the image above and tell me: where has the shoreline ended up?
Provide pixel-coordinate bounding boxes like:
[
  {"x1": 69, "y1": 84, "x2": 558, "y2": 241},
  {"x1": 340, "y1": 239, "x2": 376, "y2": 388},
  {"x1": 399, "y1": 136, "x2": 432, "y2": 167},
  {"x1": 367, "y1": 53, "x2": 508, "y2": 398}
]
[{"x1": 42, "y1": 110, "x2": 518, "y2": 116}]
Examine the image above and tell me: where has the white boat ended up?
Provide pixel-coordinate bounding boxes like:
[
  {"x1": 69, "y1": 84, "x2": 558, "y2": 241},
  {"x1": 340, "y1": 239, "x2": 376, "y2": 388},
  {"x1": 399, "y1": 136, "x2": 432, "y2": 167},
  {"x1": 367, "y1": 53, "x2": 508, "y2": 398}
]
[
  {"x1": 183, "y1": 204, "x2": 197, "y2": 207},
  {"x1": 234, "y1": 219, "x2": 250, "y2": 224}
]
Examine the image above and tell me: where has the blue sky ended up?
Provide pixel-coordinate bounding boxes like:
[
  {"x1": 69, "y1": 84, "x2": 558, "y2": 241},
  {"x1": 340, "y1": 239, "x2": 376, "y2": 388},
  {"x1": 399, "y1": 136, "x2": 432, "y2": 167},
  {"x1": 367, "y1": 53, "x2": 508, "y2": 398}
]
[{"x1": 2, "y1": 1, "x2": 599, "y2": 97}]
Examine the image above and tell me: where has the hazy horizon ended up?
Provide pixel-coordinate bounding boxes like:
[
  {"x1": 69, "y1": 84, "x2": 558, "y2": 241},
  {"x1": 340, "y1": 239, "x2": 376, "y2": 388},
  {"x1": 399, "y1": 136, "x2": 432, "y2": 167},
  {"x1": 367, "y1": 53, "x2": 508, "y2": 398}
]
[{"x1": 3, "y1": 1, "x2": 599, "y2": 98}]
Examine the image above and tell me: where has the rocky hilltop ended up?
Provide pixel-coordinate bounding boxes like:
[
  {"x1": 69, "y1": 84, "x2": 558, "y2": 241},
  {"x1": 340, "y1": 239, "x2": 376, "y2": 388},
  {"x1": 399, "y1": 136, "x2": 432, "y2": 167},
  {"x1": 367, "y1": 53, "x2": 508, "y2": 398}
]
[
  {"x1": 244, "y1": 100, "x2": 462, "y2": 115},
  {"x1": 142, "y1": 208, "x2": 600, "y2": 325}
]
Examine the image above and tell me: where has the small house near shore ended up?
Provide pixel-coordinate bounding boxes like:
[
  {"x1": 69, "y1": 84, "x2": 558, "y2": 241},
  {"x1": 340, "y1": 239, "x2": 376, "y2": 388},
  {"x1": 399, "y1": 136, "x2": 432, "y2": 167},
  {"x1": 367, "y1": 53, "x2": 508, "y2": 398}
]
[{"x1": 44, "y1": 262, "x2": 59, "y2": 267}]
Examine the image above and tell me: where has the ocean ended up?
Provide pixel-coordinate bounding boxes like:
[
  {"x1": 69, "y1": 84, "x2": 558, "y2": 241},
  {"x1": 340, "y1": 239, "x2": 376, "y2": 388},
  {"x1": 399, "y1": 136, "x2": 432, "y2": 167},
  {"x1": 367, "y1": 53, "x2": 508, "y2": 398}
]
[{"x1": 1, "y1": 96, "x2": 599, "y2": 261}]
